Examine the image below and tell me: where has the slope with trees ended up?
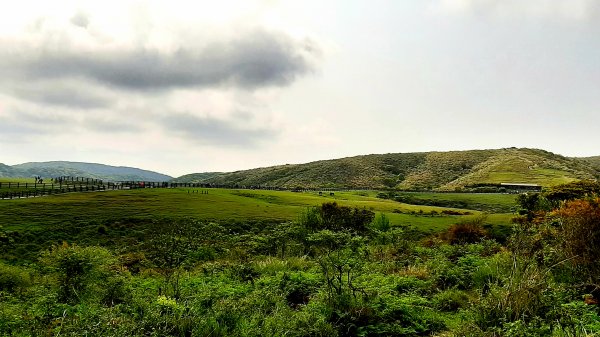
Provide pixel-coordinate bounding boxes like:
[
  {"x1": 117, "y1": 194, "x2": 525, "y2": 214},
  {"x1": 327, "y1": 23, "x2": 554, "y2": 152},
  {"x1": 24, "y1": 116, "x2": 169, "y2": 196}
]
[{"x1": 177, "y1": 148, "x2": 600, "y2": 190}]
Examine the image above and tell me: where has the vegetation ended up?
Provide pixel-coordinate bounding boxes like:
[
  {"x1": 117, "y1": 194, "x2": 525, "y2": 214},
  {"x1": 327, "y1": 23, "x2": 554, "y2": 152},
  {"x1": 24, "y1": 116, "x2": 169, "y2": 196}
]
[
  {"x1": 376, "y1": 191, "x2": 517, "y2": 213},
  {"x1": 178, "y1": 148, "x2": 600, "y2": 190},
  {"x1": 170, "y1": 172, "x2": 224, "y2": 183},
  {"x1": 1, "y1": 180, "x2": 600, "y2": 336}
]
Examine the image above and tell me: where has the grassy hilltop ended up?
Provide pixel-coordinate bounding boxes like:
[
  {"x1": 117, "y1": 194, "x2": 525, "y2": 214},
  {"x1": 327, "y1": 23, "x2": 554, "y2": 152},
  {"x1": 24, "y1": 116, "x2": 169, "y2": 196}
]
[{"x1": 176, "y1": 148, "x2": 600, "y2": 190}]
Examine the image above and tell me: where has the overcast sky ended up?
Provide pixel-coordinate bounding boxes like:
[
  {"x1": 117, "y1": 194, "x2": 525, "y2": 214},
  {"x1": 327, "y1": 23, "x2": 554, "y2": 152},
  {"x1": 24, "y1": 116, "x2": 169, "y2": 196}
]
[{"x1": 1, "y1": 0, "x2": 599, "y2": 177}]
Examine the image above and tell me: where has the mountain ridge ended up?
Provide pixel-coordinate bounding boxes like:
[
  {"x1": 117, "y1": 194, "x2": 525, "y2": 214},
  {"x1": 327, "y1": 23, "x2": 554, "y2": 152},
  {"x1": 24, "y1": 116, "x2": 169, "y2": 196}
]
[
  {"x1": 174, "y1": 148, "x2": 600, "y2": 190},
  {"x1": 0, "y1": 161, "x2": 172, "y2": 182}
]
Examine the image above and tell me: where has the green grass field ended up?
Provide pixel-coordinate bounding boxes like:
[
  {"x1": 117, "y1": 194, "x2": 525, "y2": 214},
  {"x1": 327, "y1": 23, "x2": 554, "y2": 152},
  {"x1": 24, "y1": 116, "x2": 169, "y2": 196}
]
[
  {"x1": 0, "y1": 188, "x2": 514, "y2": 232},
  {"x1": 0, "y1": 178, "x2": 36, "y2": 182},
  {"x1": 389, "y1": 191, "x2": 518, "y2": 213}
]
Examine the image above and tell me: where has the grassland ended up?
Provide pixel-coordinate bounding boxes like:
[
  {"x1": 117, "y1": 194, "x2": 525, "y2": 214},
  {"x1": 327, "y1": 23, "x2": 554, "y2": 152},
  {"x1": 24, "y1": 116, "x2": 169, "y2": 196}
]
[
  {"x1": 384, "y1": 192, "x2": 518, "y2": 213},
  {"x1": 0, "y1": 178, "x2": 36, "y2": 183},
  {"x1": 0, "y1": 188, "x2": 513, "y2": 232}
]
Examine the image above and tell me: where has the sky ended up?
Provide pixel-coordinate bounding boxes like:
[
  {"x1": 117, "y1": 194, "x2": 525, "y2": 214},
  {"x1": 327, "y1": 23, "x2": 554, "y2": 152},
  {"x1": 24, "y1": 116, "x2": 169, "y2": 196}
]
[{"x1": 1, "y1": 0, "x2": 599, "y2": 177}]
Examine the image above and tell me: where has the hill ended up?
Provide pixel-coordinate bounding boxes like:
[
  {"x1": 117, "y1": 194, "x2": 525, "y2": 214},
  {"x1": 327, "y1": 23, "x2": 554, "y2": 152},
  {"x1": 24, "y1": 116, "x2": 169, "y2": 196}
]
[
  {"x1": 170, "y1": 172, "x2": 223, "y2": 183},
  {"x1": 580, "y1": 156, "x2": 600, "y2": 171},
  {"x1": 1, "y1": 161, "x2": 172, "y2": 182},
  {"x1": 177, "y1": 148, "x2": 600, "y2": 190}
]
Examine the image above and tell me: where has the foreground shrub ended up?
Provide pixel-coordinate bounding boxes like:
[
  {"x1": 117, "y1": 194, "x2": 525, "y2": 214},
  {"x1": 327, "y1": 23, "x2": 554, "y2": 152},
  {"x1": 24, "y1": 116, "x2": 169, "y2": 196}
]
[
  {"x1": 555, "y1": 197, "x2": 600, "y2": 281},
  {"x1": 432, "y1": 289, "x2": 470, "y2": 312},
  {"x1": 40, "y1": 243, "x2": 116, "y2": 304},
  {"x1": 0, "y1": 263, "x2": 31, "y2": 293},
  {"x1": 443, "y1": 216, "x2": 488, "y2": 245}
]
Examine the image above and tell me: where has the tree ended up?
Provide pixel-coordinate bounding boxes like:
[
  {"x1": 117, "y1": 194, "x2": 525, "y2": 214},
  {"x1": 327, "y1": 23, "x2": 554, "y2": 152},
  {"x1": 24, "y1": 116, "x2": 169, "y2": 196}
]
[
  {"x1": 146, "y1": 220, "x2": 204, "y2": 298},
  {"x1": 319, "y1": 202, "x2": 374, "y2": 232}
]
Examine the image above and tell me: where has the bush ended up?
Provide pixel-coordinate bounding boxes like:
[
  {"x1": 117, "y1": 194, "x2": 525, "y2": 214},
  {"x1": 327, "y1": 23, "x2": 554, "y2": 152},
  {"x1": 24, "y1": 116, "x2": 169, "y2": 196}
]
[
  {"x1": 0, "y1": 263, "x2": 31, "y2": 292},
  {"x1": 320, "y1": 202, "x2": 375, "y2": 233},
  {"x1": 443, "y1": 218, "x2": 488, "y2": 245},
  {"x1": 431, "y1": 289, "x2": 470, "y2": 312},
  {"x1": 555, "y1": 198, "x2": 600, "y2": 281},
  {"x1": 40, "y1": 243, "x2": 116, "y2": 303},
  {"x1": 299, "y1": 203, "x2": 375, "y2": 233},
  {"x1": 371, "y1": 213, "x2": 391, "y2": 232}
]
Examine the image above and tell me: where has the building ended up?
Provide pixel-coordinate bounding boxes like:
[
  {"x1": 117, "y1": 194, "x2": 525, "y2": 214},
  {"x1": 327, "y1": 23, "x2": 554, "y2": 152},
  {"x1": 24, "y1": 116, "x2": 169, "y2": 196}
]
[{"x1": 500, "y1": 183, "x2": 542, "y2": 193}]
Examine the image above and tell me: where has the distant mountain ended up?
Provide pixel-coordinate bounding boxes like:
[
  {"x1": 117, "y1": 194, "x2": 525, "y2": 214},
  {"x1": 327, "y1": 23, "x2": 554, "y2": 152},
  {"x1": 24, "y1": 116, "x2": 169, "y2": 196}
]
[
  {"x1": 174, "y1": 148, "x2": 600, "y2": 190},
  {"x1": 2, "y1": 161, "x2": 172, "y2": 182},
  {"x1": 0, "y1": 163, "x2": 18, "y2": 177},
  {"x1": 170, "y1": 172, "x2": 223, "y2": 183}
]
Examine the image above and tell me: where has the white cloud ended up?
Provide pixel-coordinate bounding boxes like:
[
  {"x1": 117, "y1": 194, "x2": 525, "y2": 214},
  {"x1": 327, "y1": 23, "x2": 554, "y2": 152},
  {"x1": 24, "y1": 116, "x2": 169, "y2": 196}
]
[{"x1": 435, "y1": 0, "x2": 600, "y2": 21}]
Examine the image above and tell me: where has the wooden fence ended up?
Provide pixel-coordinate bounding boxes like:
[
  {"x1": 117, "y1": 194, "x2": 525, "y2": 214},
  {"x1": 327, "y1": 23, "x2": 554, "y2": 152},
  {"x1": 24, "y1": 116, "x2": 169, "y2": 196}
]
[{"x1": 0, "y1": 176, "x2": 383, "y2": 200}]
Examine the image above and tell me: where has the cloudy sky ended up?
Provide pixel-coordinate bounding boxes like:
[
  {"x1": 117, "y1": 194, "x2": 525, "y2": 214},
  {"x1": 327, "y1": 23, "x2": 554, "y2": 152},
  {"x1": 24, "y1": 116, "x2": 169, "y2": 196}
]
[{"x1": 1, "y1": 0, "x2": 599, "y2": 177}]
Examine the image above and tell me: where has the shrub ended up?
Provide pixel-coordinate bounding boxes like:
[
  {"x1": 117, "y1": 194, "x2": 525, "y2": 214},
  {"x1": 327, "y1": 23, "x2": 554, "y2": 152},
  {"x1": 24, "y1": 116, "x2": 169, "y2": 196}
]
[
  {"x1": 443, "y1": 221, "x2": 488, "y2": 245},
  {"x1": 555, "y1": 198, "x2": 600, "y2": 281},
  {"x1": 371, "y1": 213, "x2": 391, "y2": 232},
  {"x1": 279, "y1": 272, "x2": 320, "y2": 308},
  {"x1": 40, "y1": 243, "x2": 116, "y2": 303},
  {"x1": 432, "y1": 289, "x2": 470, "y2": 312},
  {"x1": 320, "y1": 202, "x2": 375, "y2": 233},
  {"x1": 544, "y1": 180, "x2": 600, "y2": 205},
  {"x1": 0, "y1": 263, "x2": 31, "y2": 292},
  {"x1": 298, "y1": 206, "x2": 322, "y2": 232}
]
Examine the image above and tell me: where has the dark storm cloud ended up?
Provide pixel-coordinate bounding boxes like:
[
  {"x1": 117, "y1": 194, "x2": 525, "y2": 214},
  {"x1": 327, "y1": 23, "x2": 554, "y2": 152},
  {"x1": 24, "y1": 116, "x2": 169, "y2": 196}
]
[
  {"x1": 162, "y1": 113, "x2": 278, "y2": 146},
  {"x1": 0, "y1": 30, "x2": 318, "y2": 91}
]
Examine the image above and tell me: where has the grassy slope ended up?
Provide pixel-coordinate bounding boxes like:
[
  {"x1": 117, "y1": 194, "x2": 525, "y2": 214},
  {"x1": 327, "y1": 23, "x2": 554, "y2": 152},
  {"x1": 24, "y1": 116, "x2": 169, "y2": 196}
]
[
  {"x1": 0, "y1": 188, "x2": 514, "y2": 232},
  {"x1": 580, "y1": 156, "x2": 600, "y2": 171},
  {"x1": 181, "y1": 148, "x2": 599, "y2": 190},
  {"x1": 170, "y1": 172, "x2": 223, "y2": 183}
]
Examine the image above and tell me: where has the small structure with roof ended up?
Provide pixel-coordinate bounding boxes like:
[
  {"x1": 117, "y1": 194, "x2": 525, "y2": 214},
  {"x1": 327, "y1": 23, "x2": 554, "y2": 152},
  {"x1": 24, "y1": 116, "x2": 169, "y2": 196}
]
[{"x1": 500, "y1": 183, "x2": 542, "y2": 193}]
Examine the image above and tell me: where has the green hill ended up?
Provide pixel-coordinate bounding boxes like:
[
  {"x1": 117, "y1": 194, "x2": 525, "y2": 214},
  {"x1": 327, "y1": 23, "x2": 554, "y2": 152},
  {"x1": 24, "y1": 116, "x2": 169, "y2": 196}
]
[
  {"x1": 177, "y1": 148, "x2": 600, "y2": 190},
  {"x1": 580, "y1": 156, "x2": 600, "y2": 171},
  {"x1": 170, "y1": 172, "x2": 223, "y2": 183},
  {"x1": 0, "y1": 161, "x2": 172, "y2": 182}
]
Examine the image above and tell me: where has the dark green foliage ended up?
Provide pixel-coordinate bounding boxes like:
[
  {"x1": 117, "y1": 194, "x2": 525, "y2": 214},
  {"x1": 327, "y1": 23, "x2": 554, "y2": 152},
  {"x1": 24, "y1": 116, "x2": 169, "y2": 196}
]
[
  {"x1": 279, "y1": 272, "x2": 320, "y2": 308},
  {"x1": 40, "y1": 243, "x2": 117, "y2": 304},
  {"x1": 431, "y1": 289, "x2": 470, "y2": 312},
  {"x1": 370, "y1": 213, "x2": 390, "y2": 232},
  {"x1": 298, "y1": 202, "x2": 375, "y2": 234},
  {"x1": 319, "y1": 202, "x2": 374, "y2": 233},
  {"x1": 543, "y1": 179, "x2": 600, "y2": 205},
  {"x1": 0, "y1": 262, "x2": 30, "y2": 292}
]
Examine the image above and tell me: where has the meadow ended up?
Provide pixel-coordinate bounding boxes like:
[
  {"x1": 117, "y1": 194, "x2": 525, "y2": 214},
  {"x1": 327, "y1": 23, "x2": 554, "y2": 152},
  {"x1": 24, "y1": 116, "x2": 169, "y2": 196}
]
[
  {"x1": 0, "y1": 188, "x2": 513, "y2": 231},
  {"x1": 2, "y1": 183, "x2": 599, "y2": 336}
]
